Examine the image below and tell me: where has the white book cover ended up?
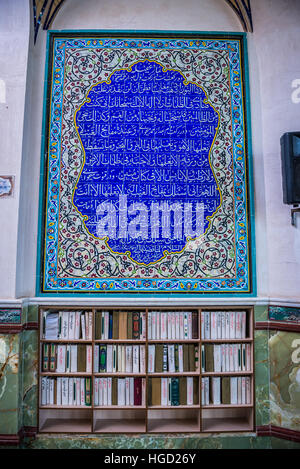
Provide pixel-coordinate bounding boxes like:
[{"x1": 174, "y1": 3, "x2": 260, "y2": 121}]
[
  {"x1": 221, "y1": 344, "x2": 226, "y2": 372},
  {"x1": 229, "y1": 344, "x2": 234, "y2": 372},
  {"x1": 101, "y1": 311, "x2": 105, "y2": 340},
  {"x1": 183, "y1": 312, "x2": 188, "y2": 339},
  {"x1": 62, "y1": 377, "x2": 69, "y2": 406},
  {"x1": 68, "y1": 377, "x2": 74, "y2": 406},
  {"x1": 179, "y1": 312, "x2": 184, "y2": 340},
  {"x1": 216, "y1": 312, "x2": 222, "y2": 339},
  {"x1": 168, "y1": 344, "x2": 175, "y2": 373},
  {"x1": 69, "y1": 311, "x2": 76, "y2": 340},
  {"x1": 246, "y1": 344, "x2": 251, "y2": 371},
  {"x1": 118, "y1": 379, "x2": 125, "y2": 406},
  {"x1": 88, "y1": 312, "x2": 93, "y2": 340},
  {"x1": 41, "y1": 377, "x2": 47, "y2": 405},
  {"x1": 70, "y1": 345, "x2": 78, "y2": 373},
  {"x1": 167, "y1": 313, "x2": 172, "y2": 339},
  {"x1": 125, "y1": 377, "x2": 130, "y2": 406},
  {"x1": 141, "y1": 312, "x2": 146, "y2": 340},
  {"x1": 178, "y1": 345, "x2": 184, "y2": 373},
  {"x1": 103, "y1": 378, "x2": 108, "y2": 406},
  {"x1": 233, "y1": 344, "x2": 239, "y2": 372},
  {"x1": 75, "y1": 311, "x2": 81, "y2": 340},
  {"x1": 171, "y1": 312, "x2": 176, "y2": 339},
  {"x1": 140, "y1": 345, "x2": 146, "y2": 373},
  {"x1": 201, "y1": 345, "x2": 205, "y2": 372},
  {"x1": 241, "y1": 311, "x2": 247, "y2": 339},
  {"x1": 225, "y1": 312, "x2": 230, "y2": 339},
  {"x1": 81, "y1": 314, "x2": 86, "y2": 340},
  {"x1": 61, "y1": 311, "x2": 69, "y2": 340},
  {"x1": 230, "y1": 377, "x2": 238, "y2": 405},
  {"x1": 130, "y1": 377, "x2": 134, "y2": 406},
  {"x1": 76, "y1": 378, "x2": 81, "y2": 406},
  {"x1": 94, "y1": 345, "x2": 99, "y2": 373},
  {"x1": 49, "y1": 378, "x2": 54, "y2": 405},
  {"x1": 188, "y1": 312, "x2": 192, "y2": 339},
  {"x1": 229, "y1": 312, "x2": 236, "y2": 339},
  {"x1": 99, "y1": 378, "x2": 103, "y2": 406},
  {"x1": 235, "y1": 311, "x2": 242, "y2": 339},
  {"x1": 168, "y1": 378, "x2": 171, "y2": 406},
  {"x1": 204, "y1": 312, "x2": 210, "y2": 340},
  {"x1": 107, "y1": 378, "x2": 112, "y2": 406},
  {"x1": 241, "y1": 377, "x2": 246, "y2": 405},
  {"x1": 148, "y1": 344, "x2": 155, "y2": 373},
  {"x1": 132, "y1": 345, "x2": 140, "y2": 373},
  {"x1": 46, "y1": 377, "x2": 50, "y2": 405},
  {"x1": 161, "y1": 377, "x2": 168, "y2": 406},
  {"x1": 80, "y1": 378, "x2": 85, "y2": 406},
  {"x1": 174, "y1": 312, "x2": 180, "y2": 339},
  {"x1": 86, "y1": 345, "x2": 92, "y2": 373},
  {"x1": 85, "y1": 312, "x2": 89, "y2": 341},
  {"x1": 212, "y1": 377, "x2": 221, "y2": 405},
  {"x1": 56, "y1": 344, "x2": 66, "y2": 372},
  {"x1": 225, "y1": 344, "x2": 230, "y2": 372},
  {"x1": 211, "y1": 312, "x2": 217, "y2": 339},
  {"x1": 187, "y1": 377, "x2": 194, "y2": 405},
  {"x1": 117, "y1": 345, "x2": 122, "y2": 373},
  {"x1": 94, "y1": 378, "x2": 99, "y2": 406},
  {"x1": 201, "y1": 312, "x2": 205, "y2": 340},
  {"x1": 56, "y1": 377, "x2": 62, "y2": 406},
  {"x1": 221, "y1": 312, "x2": 226, "y2": 339},
  {"x1": 148, "y1": 312, "x2": 152, "y2": 340},
  {"x1": 125, "y1": 345, "x2": 133, "y2": 373},
  {"x1": 214, "y1": 344, "x2": 222, "y2": 373},
  {"x1": 151, "y1": 312, "x2": 156, "y2": 340},
  {"x1": 106, "y1": 345, "x2": 113, "y2": 373},
  {"x1": 104, "y1": 312, "x2": 109, "y2": 340},
  {"x1": 201, "y1": 378, "x2": 205, "y2": 406},
  {"x1": 237, "y1": 377, "x2": 242, "y2": 405},
  {"x1": 156, "y1": 312, "x2": 160, "y2": 340},
  {"x1": 161, "y1": 312, "x2": 167, "y2": 340},
  {"x1": 205, "y1": 377, "x2": 210, "y2": 405},
  {"x1": 121, "y1": 345, "x2": 126, "y2": 373}
]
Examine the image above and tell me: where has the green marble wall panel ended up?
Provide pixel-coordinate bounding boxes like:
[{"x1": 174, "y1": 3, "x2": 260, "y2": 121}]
[
  {"x1": 271, "y1": 437, "x2": 300, "y2": 449},
  {"x1": 0, "y1": 334, "x2": 20, "y2": 434},
  {"x1": 254, "y1": 329, "x2": 270, "y2": 427},
  {"x1": 254, "y1": 304, "x2": 268, "y2": 322},
  {"x1": 270, "y1": 331, "x2": 300, "y2": 431},
  {"x1": 22, "y1": 434, "x2": 271, "y2": 450},
  {"x1": 21, "y1": 330, "x2": 38, "y2": 428}
]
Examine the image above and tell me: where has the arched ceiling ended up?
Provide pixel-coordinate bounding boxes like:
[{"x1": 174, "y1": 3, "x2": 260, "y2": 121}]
[{"x1": 32, "y1": 0, "x2": 253, "y2": 43}]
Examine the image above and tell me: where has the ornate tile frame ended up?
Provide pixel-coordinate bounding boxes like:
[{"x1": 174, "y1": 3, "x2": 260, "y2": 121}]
[{"x1": 36, "y1": 31, "x2": 256, "y2": 296}]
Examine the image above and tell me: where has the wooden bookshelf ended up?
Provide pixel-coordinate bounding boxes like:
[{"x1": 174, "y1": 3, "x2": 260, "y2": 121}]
[{"x1": 38, "y1": 306, "x2": 254, "y2": 434}]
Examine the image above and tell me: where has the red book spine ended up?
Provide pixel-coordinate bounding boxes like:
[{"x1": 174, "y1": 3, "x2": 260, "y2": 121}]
[
  {"x1": 133, "y1": 313, "x2": 140, "y2": 340},
  {"x1": 134, "y1": 377, "x2": 142, "y2": 406}
]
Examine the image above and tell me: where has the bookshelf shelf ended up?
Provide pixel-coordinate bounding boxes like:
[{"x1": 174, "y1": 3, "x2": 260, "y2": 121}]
[{"x1": 38, "y1": 306, "x2": 254, "y2": 434}]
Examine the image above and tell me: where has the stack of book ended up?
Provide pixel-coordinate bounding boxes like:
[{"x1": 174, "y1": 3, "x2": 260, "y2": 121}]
[
  {"x1": 94, "y1": 344, "x2": 145, "y2": 373},
  {"x1": 148, "y1": 377, "x2": 198, "y2": 406},
  {"x1": 94, "y1": 377, "x2": 145, "y2": 406},
  {"x1": 42, "y1": 343, "x2": 93, "y2": 373},
  {"x1": 41, "y1": 376, "x2": 91, "y2": 406},
  {"x1": 202, "y1": 343, "x2": 251, "y2": 373},
  {"x1": 148, "y1": 344, "x2": 199, "y2": 373},
  {"x1": 95, "y1": 311, "x2": 146, "y2": 340},
  {"x1": 201, "y1": 376, "x2": 251, "y2": 405},
  {"x1": 42, "y1": 310, "x2": 92, "y2": 340},
  {"x1": 201, "y1": 311, "x2": 247, "y2": 339},
  {"x1": 148, "y1": 311, "x2": 198, "y2": 340}
]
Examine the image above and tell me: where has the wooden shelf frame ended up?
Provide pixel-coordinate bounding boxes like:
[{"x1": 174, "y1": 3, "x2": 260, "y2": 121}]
[{"x1": 38, "y1": 305, "x2": 255, "y2": 434}]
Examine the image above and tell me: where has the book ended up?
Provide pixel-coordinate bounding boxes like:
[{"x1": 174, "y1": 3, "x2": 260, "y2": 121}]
[
  {"x1": 192, "y1": 311, "x2": 198, "y2": 339},
  {"x1": 119, "y1": 312, "x2": 128, "y2": 340},
  {"x1": 155, "y1": 344, "x2": 163, "y2": 372},
  {"x1": 179, "y1": 377, "x2": 187, "y2": 405},
  {"x1": 151, "y1": 378, "x2": 161, "y2": 406},
  {"x1": 134, "y1": 377, "x2": 142, "y2": 406},
  {"x1": 187, "y1": 377, "x2": 194, "y2": 405},
  {"x1": 188, "y1": 344, "x2": 195, "y2": 372},
  {"x1": 112, "y1": 311, "x2": 119, "y2": 339},
  {"x1": 148, "y1": 344, "x2": 155, "y2": 373},
  {"x1": 161, "y1": 377, "x2": 168, "y2": 406},
  {"x1": 132, "y1": 312, "x2": 140, "y2": 339},
  {"x1": 222, "y1": 377, "x2": 231, "y2": 404},
  {"x1": 44, "y1": 312, "x2": 59, "y2": 340},
  {"x1": 205, "y1": 344, "x2": 214, "y2": 372},
  {"x1": 171, "y1": 377, "x2": 179, "y2": 406},
  {"x1": 42, "y1": 343, "x2": 50, "y2": 371}
]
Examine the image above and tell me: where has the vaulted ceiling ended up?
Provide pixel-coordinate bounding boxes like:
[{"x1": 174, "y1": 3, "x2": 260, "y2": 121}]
[{"x1": 32, "y1": 0, "x2": 253, "y2": 43}]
